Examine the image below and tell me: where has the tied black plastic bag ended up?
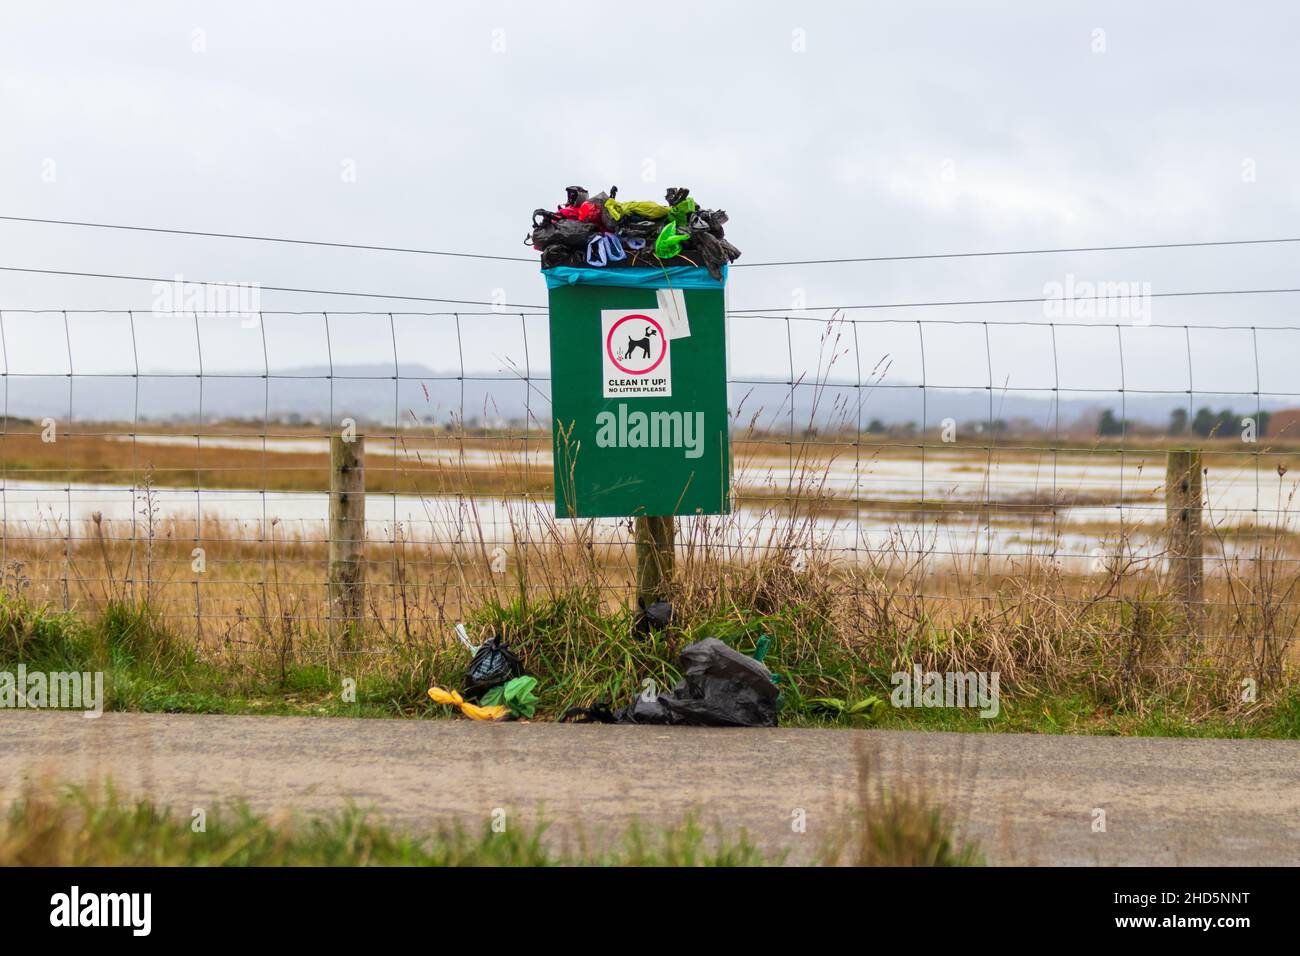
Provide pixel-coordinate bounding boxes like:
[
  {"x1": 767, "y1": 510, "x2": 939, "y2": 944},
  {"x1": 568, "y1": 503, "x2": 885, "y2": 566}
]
[
  {"x1": 616, "y1": 217, "x2": 661, "y2": 240},
  {"x1": 540, "y1": 245, "x2": 572, "y2": 269},
  {"x1": 634, "y1": 598, "x2": 673, "y2": 635},
  {"x1": 689, "y1": 230, "x2": 742, "y2": 280},
  {"x1": 463, "y1": 636, "x2": 523, "y2": 700},
  {"x1": 551, "y1": 220, "x2": 596, "y2": 248},
  {"x1": 703, "y1": 208, "x2": 729, "y2": 236},
  {"x1": 617, "y1": 638, "x2": 778, "y2": 727}
]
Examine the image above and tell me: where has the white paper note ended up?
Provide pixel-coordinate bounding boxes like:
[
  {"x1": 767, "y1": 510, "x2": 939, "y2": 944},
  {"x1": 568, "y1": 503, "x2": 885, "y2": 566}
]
[{"x1": 655, "y1": 288, "x2": 691, "y2": 339}]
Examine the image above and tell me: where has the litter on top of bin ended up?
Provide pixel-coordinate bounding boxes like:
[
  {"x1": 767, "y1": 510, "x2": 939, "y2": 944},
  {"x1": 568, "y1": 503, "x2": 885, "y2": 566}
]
[{"x1": 525, "y1": 185, "x2": 741, "y2": 279}]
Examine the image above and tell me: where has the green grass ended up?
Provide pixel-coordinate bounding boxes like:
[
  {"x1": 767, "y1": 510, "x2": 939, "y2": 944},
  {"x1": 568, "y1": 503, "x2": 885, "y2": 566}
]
[
  {"x1": 0, "y1": 592, "x2": 440, "y2": 718},
  {"x1": 1, "y1": 589, "x2": 1295, "y2": 738},
  {"x1": 831, "y1": 691, "x2": 1300, "y2": 738},
  {"x1": 1, "y1": 779, "x2": 983, "y2": 867},
  {"x1": 0, "y1": 786, "x2": 776, "y2": 866}
]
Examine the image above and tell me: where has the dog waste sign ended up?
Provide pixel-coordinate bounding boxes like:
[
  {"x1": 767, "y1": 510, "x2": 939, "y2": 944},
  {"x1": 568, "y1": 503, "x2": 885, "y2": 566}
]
[
  {"x1": 545, "y1": 267, "x2": 730, "y2": 518},
  {"x1": 603, "y1": 311, "x2": 671, "y2": 397}
]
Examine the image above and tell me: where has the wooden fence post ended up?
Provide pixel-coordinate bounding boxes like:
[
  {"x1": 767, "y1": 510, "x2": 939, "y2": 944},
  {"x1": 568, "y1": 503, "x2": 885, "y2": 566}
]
[
  {"x1": 1165, "y1": 448, "x2": 1203, "y2": 641},
  {"x1": 634, "y1": 515, "x2": 675, "y2": 619},
  {"x1": 329, "y1": 434, "x2": 365, "y2": 649}
]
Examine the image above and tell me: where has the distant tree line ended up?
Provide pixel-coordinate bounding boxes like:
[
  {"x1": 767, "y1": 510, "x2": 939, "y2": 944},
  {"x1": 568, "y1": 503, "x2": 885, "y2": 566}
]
[
  {"x1": 1097, "y1": 406, "x2": 1271, "y2": 438},
  {"x1": 1169, "y1": 407, "x2": 1270, "y2": 438},
  {"x1": 1097, "y1": 409, "x2": 1131, "y2": 436}
]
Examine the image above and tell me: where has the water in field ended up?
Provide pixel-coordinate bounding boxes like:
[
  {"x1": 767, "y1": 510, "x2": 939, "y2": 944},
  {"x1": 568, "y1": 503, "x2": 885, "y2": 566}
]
[
  {"x1": 2, "y1": 453, "x2": 1296, "y2": 573},
  {"x1": 101, "y1": 433, "x2": 1296, "y2": 522}
]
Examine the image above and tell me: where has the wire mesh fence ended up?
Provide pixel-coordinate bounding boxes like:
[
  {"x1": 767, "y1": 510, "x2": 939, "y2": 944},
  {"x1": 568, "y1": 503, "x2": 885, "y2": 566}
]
[{"x1": 1, "y1": 307, "x2": 1298, "y2": 663}]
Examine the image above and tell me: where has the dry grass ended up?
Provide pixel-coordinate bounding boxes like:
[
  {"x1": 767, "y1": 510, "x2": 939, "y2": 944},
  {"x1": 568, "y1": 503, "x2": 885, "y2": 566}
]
[
  {"x1": 1, "y1": 483, "x2": 1296, "y2": 729},
  {"x1": 0, "y1": 428, "x2": 544, "y2": 496},
  {"x1": 818, "y1": 743, "x2": 984, "y2": 866}
]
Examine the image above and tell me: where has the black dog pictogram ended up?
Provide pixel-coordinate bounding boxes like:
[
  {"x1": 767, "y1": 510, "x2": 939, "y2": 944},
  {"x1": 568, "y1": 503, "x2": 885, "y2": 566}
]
[{"x1": 623, "y1": 326, "x2": 659, "y2": 361}]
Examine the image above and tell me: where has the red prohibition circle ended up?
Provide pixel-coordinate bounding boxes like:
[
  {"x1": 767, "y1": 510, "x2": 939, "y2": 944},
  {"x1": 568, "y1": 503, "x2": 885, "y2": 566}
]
[{"x1": 605, "y1": 313, "x2": 666, "y2": 376}]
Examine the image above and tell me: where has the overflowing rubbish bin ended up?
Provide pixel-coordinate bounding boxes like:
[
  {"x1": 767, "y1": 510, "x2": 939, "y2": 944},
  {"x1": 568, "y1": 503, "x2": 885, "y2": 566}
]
[{"x1": 528, "y1": 185, "x2": 737, "y2": 518}]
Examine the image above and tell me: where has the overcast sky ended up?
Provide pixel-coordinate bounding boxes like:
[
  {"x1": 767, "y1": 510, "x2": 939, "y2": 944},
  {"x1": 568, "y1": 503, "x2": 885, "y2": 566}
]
[{"x1": 1, "y1": 1, "x2": 1297, "y2": 408}]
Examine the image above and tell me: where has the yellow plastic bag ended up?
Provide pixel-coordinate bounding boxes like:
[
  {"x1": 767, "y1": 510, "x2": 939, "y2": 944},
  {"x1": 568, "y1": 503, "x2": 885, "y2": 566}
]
[
  {"x1": 428, "y1": 685, "x2": 509, "y2": 721},
  {"x1": 604, "y1": 199, "x2": 670, "y2": 222}
]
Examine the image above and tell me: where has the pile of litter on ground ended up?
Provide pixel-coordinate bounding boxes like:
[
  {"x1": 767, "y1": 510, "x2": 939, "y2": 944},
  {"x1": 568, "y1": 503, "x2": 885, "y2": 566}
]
[{"x1": 429, "y1": 628, "x2": 780, "y2": 728}]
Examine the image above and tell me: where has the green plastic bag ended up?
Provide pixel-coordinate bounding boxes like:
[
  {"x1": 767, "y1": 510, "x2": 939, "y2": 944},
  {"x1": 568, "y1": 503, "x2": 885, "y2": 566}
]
[
  {"x1": 480, "y1": 676, "x2": 540, "y2": 718},
  {"x1": 655, "y1": 221, "x2": 688, "y2": 258},
  {"x1": 667, "y1": 196, "x2": 697, "y2": 227}
]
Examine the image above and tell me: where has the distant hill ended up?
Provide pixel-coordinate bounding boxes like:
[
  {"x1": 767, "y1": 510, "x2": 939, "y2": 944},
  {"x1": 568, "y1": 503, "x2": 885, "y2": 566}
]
[{"x1": 2, "y1": 364, "x2": 1291, "y2": 432}]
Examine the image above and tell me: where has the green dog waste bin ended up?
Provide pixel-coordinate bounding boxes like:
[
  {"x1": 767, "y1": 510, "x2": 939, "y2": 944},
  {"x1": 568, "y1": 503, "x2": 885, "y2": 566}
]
[{"x1": 543, "y1": 265, "x2": 732, "y2": 518}]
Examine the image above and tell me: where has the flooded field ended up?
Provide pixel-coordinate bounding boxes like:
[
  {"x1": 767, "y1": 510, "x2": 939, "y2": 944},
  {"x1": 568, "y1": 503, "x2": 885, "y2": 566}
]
[{"x1": 3, "y1": 439, "x2": 1295, "y2": 573}]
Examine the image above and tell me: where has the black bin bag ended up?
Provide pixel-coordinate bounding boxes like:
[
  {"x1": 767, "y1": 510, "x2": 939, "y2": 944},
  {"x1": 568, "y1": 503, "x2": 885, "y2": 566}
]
[
  {"x1": 618, "y1": 638, "x2": 778, "y2": 727},
  {"x1": 463, "y1": 636, "x2": 523, "y2": 700}
]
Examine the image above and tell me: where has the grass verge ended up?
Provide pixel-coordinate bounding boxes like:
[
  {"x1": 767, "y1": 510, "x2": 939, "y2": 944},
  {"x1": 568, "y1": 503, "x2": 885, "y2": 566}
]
[
  {"x1": 2, "y1": 580, "x2": 1297, "y2": 737},
  {"x1": 0, "y1": 779, "x2": 979, "y2": 867}
]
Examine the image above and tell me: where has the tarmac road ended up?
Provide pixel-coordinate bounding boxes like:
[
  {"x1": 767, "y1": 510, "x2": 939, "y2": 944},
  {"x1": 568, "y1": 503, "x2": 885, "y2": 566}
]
[{"x1": 2, "y1": 711, "x2": 1297, "y2": 865}]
